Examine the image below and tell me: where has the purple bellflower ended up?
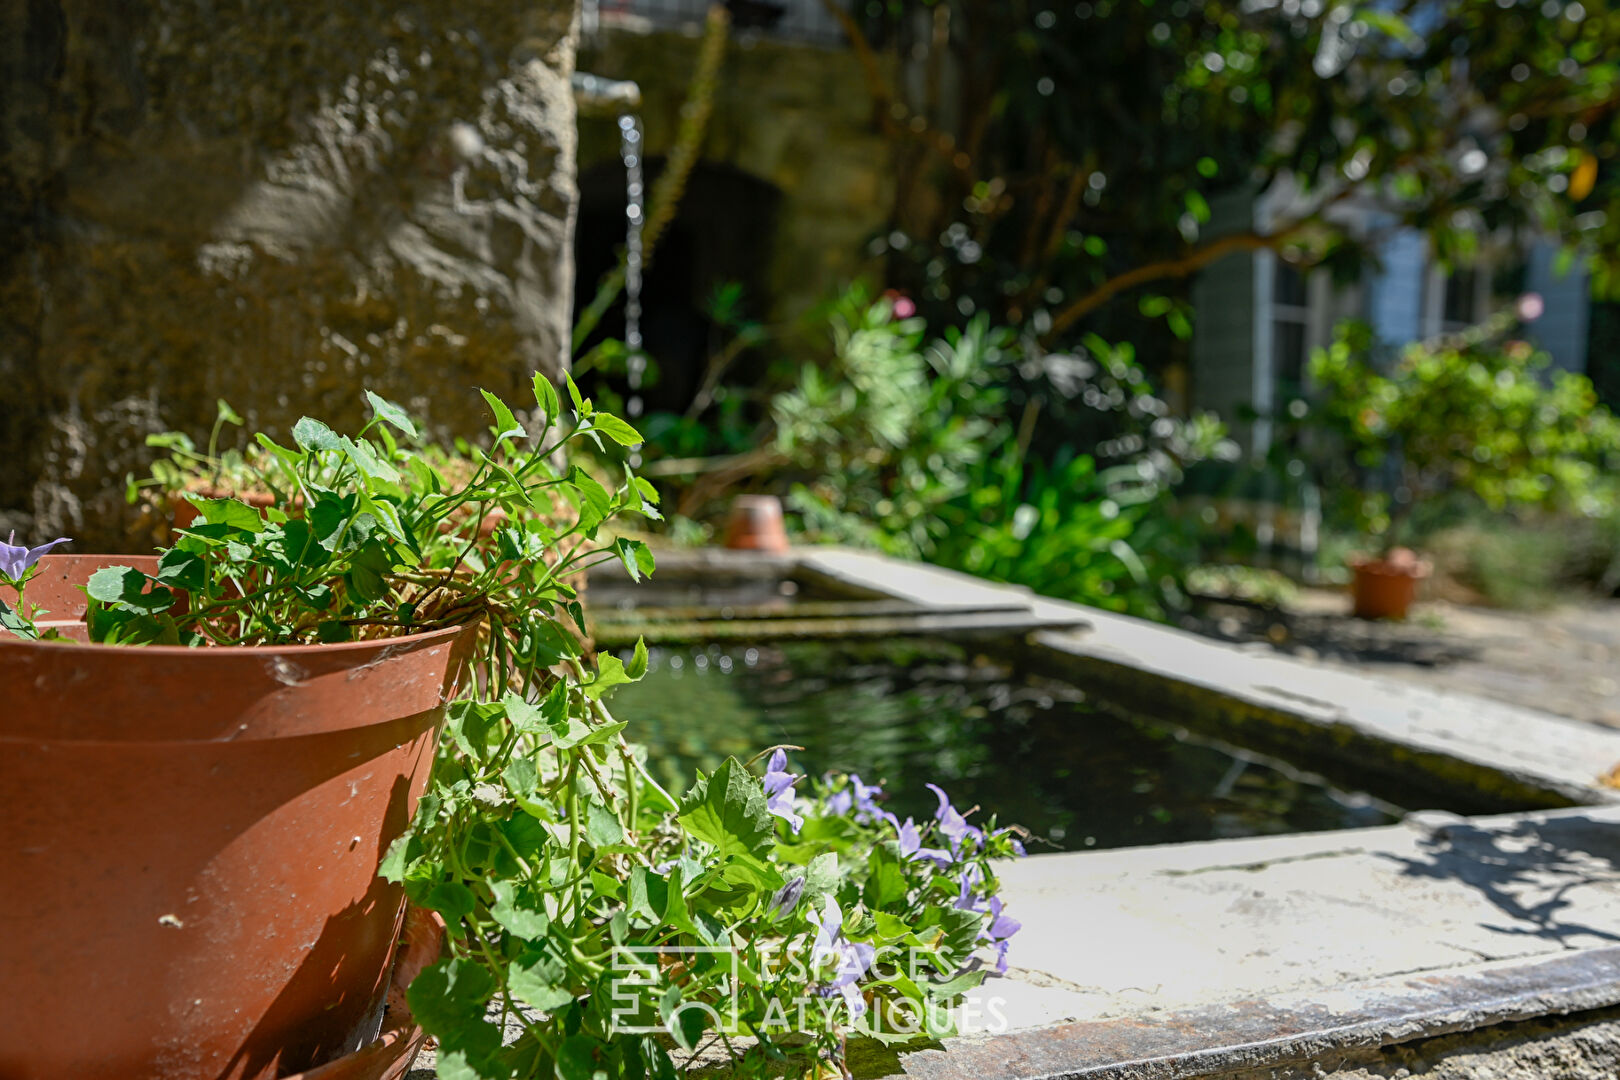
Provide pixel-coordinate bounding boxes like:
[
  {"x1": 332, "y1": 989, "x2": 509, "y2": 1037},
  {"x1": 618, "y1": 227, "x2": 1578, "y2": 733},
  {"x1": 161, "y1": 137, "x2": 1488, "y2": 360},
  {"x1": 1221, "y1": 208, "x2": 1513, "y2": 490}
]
[
  {"x1": 807, "y1": 894, "x2": 876, "y2": 1017},
  {"x1": 848, "y1": 774, "x2": 884, "y2": 820},
  {"x1": 823, "y1": 772, "x2": 885, "y2": 821},
  {"x1": 768, "y1": 875, "x2": 806, "y2": 920},
  {"x1": 984, "y1": 896, "x2": 1022, "y2": 974},
  {"x1": 949, "y1": 865, "x2": 1021, "y2": 974},
  {"x1": 0, "y1": 532, "x2": 70, "y2": 583},
  {"x1": 925, "y1": 783, "x2": 985, "y2": 853},
  {"x1": 888, "y1": 813, "x2": 952, "y2": 868},
  {"x1": 763, "y1": 749, "x2": 804, "y2": 834},
  {"x1": 953, "y1": 864, "x2": 984, "y2": 911}
]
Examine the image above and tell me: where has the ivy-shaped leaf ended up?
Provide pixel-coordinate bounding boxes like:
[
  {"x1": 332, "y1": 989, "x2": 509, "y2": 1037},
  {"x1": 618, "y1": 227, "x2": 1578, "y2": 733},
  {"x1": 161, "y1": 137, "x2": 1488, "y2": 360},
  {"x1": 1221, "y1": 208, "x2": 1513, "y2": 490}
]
[
  {"x1": 480, "y1": 388, "x2": 528, "y2": 446},
  {"x1": 364, "y1": 390, "x2": 419, "y2": 439},
  {"x1": 678, "y1": 757, "x2": 775, "y2": 865}
]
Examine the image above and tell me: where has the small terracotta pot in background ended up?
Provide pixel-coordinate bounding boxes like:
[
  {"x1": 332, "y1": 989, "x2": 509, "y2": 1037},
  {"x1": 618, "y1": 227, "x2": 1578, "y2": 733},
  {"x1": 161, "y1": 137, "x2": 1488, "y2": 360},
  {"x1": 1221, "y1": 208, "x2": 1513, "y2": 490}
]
[
  {"x1": 1348, "y1": 547, "x2": 1431, "y2": 620},
  {"x1": 170, "y1": 487, "x2": 283, "y2": 532},
  {"x1": 1, "y1": 555, "x2": 471, "y2": 1080},
  {"x1": 723, "y1": 494, "x2": 791, "y2": 554}
]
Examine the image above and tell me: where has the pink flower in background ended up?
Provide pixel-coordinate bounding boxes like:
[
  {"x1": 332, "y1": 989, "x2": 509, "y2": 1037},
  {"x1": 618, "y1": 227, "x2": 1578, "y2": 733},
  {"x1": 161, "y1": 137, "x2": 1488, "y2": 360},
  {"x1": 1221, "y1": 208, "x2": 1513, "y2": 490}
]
[
  {"x1": 882, "y1": 289, "x2": 917, "y2": 319},
  {"x1": 1516, "y1": 292, "x2": 1545, "y2": 322}
]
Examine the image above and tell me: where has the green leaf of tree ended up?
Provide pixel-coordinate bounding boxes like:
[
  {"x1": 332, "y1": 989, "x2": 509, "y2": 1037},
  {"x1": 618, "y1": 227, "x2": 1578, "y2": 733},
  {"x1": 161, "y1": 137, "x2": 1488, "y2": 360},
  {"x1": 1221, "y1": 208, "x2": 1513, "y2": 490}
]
[
  {"x1": 155, "y1": 548, "x2": 206, "y2": 592},
  {"x1": 185, "y1": 497, "x2": 265, "y2": 534},
  {"x1": 532, "y1": 372, "x2": 561, "y2": 429},
  {"x1": 292, "y1": 416, "x2": 342, "y2": 452},
  {"x1": 489, "y1": 879, "x2": 552, "y2": 939},
  {"x1": 625, "y1": 637, "x2": 649, "y2": 680},
  {"x1": 862, "y1": 844, "x2": 908, "y2": 909},
  {"x1": 508, "y1": 940, "x2": 575, "y2": 1011},
  {"x1": 86, "y1": 566, "x2": 173, "y2": 614},
  {"x1": 583, "y1": 653, "x2": 633, "y2": 700},
  {"x1": 586, "y1": 801, "x2": 625, "y2": 848}
]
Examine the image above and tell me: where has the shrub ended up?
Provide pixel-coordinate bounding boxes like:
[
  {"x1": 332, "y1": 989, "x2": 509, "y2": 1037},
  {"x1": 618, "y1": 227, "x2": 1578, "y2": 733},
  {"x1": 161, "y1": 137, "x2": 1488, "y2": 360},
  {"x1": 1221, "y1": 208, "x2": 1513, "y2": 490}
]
[{"x1": 1309, "y1": 317, "x2": 1620, "y2": 551}]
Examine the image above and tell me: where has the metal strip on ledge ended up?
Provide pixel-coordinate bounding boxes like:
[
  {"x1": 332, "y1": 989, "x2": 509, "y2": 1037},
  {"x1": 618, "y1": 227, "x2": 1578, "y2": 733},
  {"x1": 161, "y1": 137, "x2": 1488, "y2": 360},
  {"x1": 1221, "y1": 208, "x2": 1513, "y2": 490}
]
[{"x1": 885, "y1": 947, "x2": 1620, "y2": 1080}]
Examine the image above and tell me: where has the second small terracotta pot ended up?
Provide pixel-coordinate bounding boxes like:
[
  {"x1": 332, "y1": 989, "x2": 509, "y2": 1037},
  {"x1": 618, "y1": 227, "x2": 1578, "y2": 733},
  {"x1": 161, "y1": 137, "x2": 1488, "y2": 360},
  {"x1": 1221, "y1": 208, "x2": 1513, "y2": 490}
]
[
  {"x1": 1348, "y1": 548, "x2": 1431, "y2": 620},
  {"x1": 170, "y1": 487, "x2": 284, "y2": 532},
  {"x1": 723, "y1": 494, "x2": 791, "y2": 554}
]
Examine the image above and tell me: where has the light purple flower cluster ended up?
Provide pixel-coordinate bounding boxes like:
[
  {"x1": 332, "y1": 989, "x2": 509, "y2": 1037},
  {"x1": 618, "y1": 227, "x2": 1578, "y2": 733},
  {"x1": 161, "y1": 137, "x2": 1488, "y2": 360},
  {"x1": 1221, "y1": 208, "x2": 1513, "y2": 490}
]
[
  {"x1": 810, "y1": 771, "x2": 1027, "y2": 975},
  {"x1": 0, "y1": 532, "x2": 70, "y2": 583},
  {"x1": 807, "y1": 895, "x2": 876, "y2": 1016},
  {"x1": 891, "y1": 815, "x2": 951, "y2": 868},
  {"x1": 823, "y1": 773, "x2": 884, "y2": 822},
  {"x1": 764, "y1": 750, "x2": 804, "y2": 833},
  {"x1": 952, "y1": 864, "x2": 1022, "y2": 974}
]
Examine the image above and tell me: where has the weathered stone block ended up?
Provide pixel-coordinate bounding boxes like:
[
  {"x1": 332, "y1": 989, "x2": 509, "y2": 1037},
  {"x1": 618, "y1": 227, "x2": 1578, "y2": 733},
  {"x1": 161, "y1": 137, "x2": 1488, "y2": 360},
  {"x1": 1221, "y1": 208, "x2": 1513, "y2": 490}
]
[{"x1": 1, "y1": 0, "x2": 582, "y2": 549}]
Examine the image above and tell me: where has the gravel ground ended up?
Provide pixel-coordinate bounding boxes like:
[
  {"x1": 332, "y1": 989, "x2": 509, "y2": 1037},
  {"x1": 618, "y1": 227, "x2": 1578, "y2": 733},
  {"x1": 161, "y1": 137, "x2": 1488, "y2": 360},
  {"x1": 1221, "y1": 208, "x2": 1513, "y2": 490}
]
[{"x1": 1181, "y1": 589, "x2": 1620, "y2": 730}]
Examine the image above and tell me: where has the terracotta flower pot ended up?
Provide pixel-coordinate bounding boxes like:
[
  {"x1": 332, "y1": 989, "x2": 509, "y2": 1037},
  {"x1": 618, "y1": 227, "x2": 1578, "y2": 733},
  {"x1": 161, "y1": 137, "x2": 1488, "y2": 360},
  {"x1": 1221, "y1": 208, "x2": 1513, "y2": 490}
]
[
  {"x1": 1348, "y1": 547, "x2": 1431, "y2": 620},
  {"x1": 723, "y1": 494, "x2": 791, "y2": 554},
  {"x1": 282, "y1": 907, "x2": 445, "y2": 1080},
  {"x1": 0, "y1": 555, "x2": 472, "y2": 1080}
]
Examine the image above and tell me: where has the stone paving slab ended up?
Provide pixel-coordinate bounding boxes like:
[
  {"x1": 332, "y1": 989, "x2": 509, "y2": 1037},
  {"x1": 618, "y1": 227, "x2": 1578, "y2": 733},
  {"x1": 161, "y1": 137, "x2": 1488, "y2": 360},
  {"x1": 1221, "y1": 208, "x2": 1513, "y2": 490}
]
[
  {"x1": 794, "y1": 550, "x2": 1056, "y2": 615},
  {"x1": 898, "y1": 947, "x2": 1620, "y2": 1080},
  {"x1": 889, "y1": 806, "x2": 1620, "y2": 1077},
  {"x1": 1026, "y1": 604, "x2": 1620, "y2": 810},
  {"x1": 969, "y1": 806, "x2": 1620, "y2": 1032}
]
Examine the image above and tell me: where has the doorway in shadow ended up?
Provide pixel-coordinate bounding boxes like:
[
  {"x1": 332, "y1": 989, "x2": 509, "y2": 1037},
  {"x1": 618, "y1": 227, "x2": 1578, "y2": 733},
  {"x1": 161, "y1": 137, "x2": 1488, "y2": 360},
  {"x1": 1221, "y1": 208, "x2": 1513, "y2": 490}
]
[{"x1": 574, "y1": 158, "x2": 782, "y2": 416}]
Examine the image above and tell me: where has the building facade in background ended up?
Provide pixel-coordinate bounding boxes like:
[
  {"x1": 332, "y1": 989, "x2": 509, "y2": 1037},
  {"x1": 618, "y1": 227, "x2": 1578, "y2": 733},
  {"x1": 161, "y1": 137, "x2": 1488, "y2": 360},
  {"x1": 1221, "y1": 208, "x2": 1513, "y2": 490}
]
[{"x1": 1192, "y1": 182, "x2": 1594, "y2": 456}]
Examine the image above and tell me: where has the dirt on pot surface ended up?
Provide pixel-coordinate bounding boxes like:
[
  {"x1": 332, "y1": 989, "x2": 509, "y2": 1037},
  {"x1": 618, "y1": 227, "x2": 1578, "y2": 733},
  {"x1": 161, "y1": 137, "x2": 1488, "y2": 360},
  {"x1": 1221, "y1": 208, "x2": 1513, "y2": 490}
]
[{"x1": 1181, "y1": 589, "x2": 1620, "y2": 731}]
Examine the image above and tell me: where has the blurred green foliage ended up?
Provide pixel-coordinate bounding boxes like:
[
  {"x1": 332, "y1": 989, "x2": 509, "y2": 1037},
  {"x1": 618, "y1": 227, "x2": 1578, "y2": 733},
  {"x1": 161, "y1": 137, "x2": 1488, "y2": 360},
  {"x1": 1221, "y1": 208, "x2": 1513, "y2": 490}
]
[
  {"x1": 635, "y1": 286, "x2": 1232, "y2": 618},
  {"x1": 851, "y1": 0, "x2": 1620, "y2": 348},
  {"x1": 1308, "y1": 316, "x2": 1620, "y2": 548}
]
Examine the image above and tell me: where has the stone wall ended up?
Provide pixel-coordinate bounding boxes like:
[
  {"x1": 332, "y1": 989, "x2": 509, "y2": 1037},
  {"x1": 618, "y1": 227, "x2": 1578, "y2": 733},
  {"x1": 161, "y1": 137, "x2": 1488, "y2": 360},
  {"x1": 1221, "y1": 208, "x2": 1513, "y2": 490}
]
[
  {"x1": 575, "y1": 22, "x2": 891, "y2": 331},
  {"x1": 0, "y1": 0, "x2": 582, "y2": 549}
]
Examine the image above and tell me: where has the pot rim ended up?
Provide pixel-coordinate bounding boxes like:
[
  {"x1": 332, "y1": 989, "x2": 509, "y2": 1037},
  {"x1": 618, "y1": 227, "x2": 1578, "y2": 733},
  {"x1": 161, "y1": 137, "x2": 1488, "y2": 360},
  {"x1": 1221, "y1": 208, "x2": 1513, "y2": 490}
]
[
  {"x1": 0, "y1": 619, "x2": 470, "y2": 657},
  {"x1": 9, "y1": 553, "x2": 476, "y2": 658},
  {"x1": 1346, "y1": 555, "x2": 1432, "y2": 579}
]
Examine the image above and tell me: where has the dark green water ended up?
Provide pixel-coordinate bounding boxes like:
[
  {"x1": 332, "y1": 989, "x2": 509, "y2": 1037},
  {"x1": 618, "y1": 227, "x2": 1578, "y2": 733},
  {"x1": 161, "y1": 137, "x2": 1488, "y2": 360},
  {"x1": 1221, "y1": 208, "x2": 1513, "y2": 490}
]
[{"x1": 607, "y1": 638, "x2": 1403, "y2": 851}]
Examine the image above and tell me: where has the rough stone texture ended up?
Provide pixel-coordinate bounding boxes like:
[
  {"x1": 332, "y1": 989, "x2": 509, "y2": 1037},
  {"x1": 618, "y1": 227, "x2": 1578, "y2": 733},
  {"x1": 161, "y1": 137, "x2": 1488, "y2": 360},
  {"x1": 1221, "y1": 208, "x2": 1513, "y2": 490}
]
[
  {"x1": 574, "y1": 22, "x2": 892, "y2": 327},
  {"x1": 1223, "y1": 1010, "x2": 1620, "y2": 1079},
  {"x1": 1, "y1": 0, "x2": 582, "y2": 549}
]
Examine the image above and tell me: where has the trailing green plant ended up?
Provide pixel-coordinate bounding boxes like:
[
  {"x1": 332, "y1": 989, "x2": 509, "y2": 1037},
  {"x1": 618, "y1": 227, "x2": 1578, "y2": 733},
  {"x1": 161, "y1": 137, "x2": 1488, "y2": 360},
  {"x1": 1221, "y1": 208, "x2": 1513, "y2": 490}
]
[
  {"x1": 929, "y1": 446, "x2": 1213, "y2": 621},
  {"x1": 1309, "y1": 316, "x2": 1620, "y2": 553},
  {"x1": 0, "y1": 378, "x2": 1025, "y2": 1080}
]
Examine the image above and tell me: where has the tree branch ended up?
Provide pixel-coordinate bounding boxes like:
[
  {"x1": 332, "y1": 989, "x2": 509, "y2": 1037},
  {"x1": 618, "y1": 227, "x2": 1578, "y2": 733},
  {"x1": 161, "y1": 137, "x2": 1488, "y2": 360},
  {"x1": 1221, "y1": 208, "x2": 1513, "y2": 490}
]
[
  {"x1": 819, "y1": 0, "x2": 974, "y2": 186},
  {"x1": 1041, "y1": 230, "x2": 1285, "y2": 342}
]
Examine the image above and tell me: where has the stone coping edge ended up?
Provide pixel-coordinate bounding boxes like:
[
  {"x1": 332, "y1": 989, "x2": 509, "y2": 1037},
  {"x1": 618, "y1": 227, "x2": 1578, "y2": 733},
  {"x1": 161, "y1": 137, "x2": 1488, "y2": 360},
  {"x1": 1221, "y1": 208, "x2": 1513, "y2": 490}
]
[{"x1": 887, "y1": 946, "x2": 1620, "y2": 1080}]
